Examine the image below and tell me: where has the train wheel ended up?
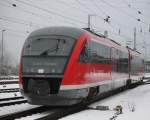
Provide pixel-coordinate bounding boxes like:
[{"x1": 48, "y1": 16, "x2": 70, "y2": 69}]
[
  {"x1": 81, "y1": 86, "x2": 99, "y2": 104},
  {"x1": 126, "y1": 79, "x2": 131, "y2": 88},
  {"x1": 87, "y1": 87, "x2": 99, "y2": 100}
]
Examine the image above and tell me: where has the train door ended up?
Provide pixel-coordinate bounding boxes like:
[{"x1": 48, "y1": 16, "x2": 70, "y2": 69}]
[{"x1": 111, "y1": 47, "x2": 118, "y2": 89}]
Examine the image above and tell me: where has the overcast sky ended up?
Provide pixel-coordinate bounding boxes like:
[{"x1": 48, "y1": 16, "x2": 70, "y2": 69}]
[{"x1": 0, "y1": 0, "x2": 150, "y2": 65}]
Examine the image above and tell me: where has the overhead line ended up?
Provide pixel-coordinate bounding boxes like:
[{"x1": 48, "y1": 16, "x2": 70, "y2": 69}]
[
  {"x1": 14, "y1": 0, "x2": 87, "y2": 25},
  {"x1": 75, "y1": 0, "x2": 114, "y2": 29},
  {"x1": 92, "y1": 0, "x2": 133, "y2": 29},
  {"x1": 1, "y1": 0, "x2": 147, "y2": 48},
  {"x1": 57, "y1": 0, "x2": 90, "y2": 14},
  {"x1": 76, "y1": 0, "x2": 135, "y2": 44},
  {"x1": 0, "y1": 1, "x2": 78, "y2": 27},
  {"x1": 100, "y1": 0, "x2": 149, "y2": 25},
  {"x1": 2, "y1": 0, "x2": 52, "y2": 21},
  {"x1": 0, "y1": 27, "x2": 29, "y2": 34},
  {"x1": 0, "y1": 16, "x2": 42, "y2": 28},
  {"x1": 121, "y1": 0, "x2": 149, "y2": 23}
]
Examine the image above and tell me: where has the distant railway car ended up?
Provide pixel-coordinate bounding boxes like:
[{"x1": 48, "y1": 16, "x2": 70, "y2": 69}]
[{"x1": 19, "y1": 27, "x2": 144, "y2": 105}]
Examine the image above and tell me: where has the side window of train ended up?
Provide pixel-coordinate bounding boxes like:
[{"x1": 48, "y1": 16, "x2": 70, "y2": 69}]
[
  {"x1": 112, "y1": 49, "x2": 129, "y2": 73},
  {"x1": 78, "y1": 40, "x2": 111, "y2": 64},
  {"x1": 89, "y1": 41, "x2": 110, "y2": 64},
  {"x1": 118, "y1": 52, "x2": 128, "y2": 73},
  {"x1": 78, "y1": 41, "x2": 90, "y2": 62}
]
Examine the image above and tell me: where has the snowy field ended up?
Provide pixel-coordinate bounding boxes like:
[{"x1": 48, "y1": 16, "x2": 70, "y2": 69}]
[
  {"x1": 61, "y1": 84, "x2": 150, "y2": 120},
  {"x1": 144, "y1": 73, "x2": 150, "y2": 79},
  {"x1": 0, "y1": 84, "x2": 19, "y2": 89},
  {"x1": 1, "y1": 78, "x2": 150, "y2": 120},
  {"x1": 0, "y1": 83, "x2": 20, "y2": 98}
]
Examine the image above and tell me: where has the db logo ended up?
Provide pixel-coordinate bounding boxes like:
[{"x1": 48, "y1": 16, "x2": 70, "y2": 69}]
[{"x1": 38, "y1": 69, "x2": 44, "y2": 73}]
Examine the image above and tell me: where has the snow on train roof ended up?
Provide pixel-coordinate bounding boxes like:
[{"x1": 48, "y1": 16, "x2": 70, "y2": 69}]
[{"x1": 27, "y1": 26, "x2": 85, "y2": 39}]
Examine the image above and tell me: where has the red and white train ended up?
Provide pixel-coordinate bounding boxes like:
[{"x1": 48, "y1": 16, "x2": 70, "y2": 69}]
[{"x1": 19, "y1": 27, "x2": 144, "y2": 105}]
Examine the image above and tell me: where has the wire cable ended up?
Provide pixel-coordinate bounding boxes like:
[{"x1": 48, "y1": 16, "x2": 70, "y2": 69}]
[
  {"x1": 14, "y1": 0, "x2": 87, "y2": 25},
  {"x1": 2, "y1": 0, "x2": 52, "y2": 21},
  {"x1": 100, "y1": 0, "x2": 149, "y2": 25}
]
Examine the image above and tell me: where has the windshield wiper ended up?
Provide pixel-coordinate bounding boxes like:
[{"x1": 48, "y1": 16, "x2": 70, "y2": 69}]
[{"x1": 40, "y1": 39, "x2": 62, "y2": 56}]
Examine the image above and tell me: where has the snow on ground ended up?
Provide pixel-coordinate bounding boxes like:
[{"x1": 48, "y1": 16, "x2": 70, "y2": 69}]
[
  {"x1": 0, "y1": 84, "x2": 19, "y2": 89},
  {"x1": 1, "y1": 78, "x2": 150, "y2": 120},
  {"x1": 0, "y1": 79, "x2": 19, "y2": 82},
  {"x1": 16, "y1": 111, "x2": 52, "y2": 120},
  {"x1": 144, "y1": 73, "x2": 150, "y2": 78},
  {"x1": 0, "y1": 103, "x2": 40, "y2": 116},
  {"x1": 0, "y1": 76, "x2": 18, "y2": 79},
  {"x1": 0, "y1": 92, "x2": 22, "y2": 99},
  {"x1": 0, "y1": 83, "x2": 20, "y2": 99},
  {"x1": 60, "y1": 84, "x2": 150, "y2": 120}
]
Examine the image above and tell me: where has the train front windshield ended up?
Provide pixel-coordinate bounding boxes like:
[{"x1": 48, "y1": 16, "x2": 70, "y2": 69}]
[{"x1": 22, "y1": 36, "x2": 75, "y2": 75}]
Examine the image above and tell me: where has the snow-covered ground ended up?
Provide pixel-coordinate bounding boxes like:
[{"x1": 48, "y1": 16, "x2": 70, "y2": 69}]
[
  {"x1": 60, "y1": 84, "x2": 150, "y2": 120},
  {"x1": 0, "y1": 75, "x2": 19, "y2": 79},
  {"x1": 0, "y1": 84, "x2": 19, "y2": 89},
  {"x1": 0, "y1": 92, "x2": 22, "y2": 99},
  {"x1": 1, "y1": 78, "x2": 150, "y2": 120},
  {"x1": 0, "y1": 82, "x2": 20, "y2": 99},
  {"x1": 144, "y1": 73, "x2": 150, "y2": 78},
  {"x1": 0, "y1": 103, "x2": 40, "y2": 116}
]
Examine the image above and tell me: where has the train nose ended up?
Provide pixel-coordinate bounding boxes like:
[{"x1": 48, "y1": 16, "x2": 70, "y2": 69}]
[
  {"x1": 23, "y1": 77, "x2": 62, "y2": 95},
  {"x1": 28, "y1": 79, "x2": 50, "y2": 96}
]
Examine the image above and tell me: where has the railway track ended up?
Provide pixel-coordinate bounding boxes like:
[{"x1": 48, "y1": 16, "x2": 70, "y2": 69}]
[
  {"x1": 0, "y1": 82, "x2": 142, "y2": 120},
  {"x1": 0, "y1": 87, "x2": 127, "y2": 120},
  {"x1": 0, "y1": 98, "x2": 27, "y2": 107},
  {"x1": 0, "y1": 81, "x2": 18, "y2": 85},
  {"x1": 36, "y1": 104, "x2": 87, "y2": 120},
  {"x1": 0, "y1": 106, "x2": 54, "y2": 120},
  {"x1": 0, "y1": 103, "x2": 87, "y2": 120},
  {"x1": 0, "y1": 77, "x2": 18, "y2": 80},
  {"x1": 0, "y1": 96, "x2": 24, "y2": 102},
  {"x1": 0, "y1": 88, "x2": 19, "y2": 93}
]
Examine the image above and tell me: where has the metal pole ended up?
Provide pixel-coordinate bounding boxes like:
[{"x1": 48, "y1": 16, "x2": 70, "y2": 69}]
[
  {"x1": 1, "y1": 30, "x2": 5, "y2": 74},
  {"x1": 133, "y1": 27, "x2": 136, "y2": 50},
  {"x1": 88, "y1": 15, "x2": 91, "y2": 30},
  {"x1": 88, "y1": 14, "x2": 96, "y2": 31}
]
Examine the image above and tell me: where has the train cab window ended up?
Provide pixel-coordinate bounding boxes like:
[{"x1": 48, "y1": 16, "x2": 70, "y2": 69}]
[
  {"x1": 89, "y1": 41, "x2": 110, "y2": 64},
  {"x1": 22, "y1": 36, "x2": 76, "y2": 74},
  {"x1": 118, "y1": 52, "x2": 128, "y2": 73},
  {"x1": 23, "y1": 36, "x2": 76, "y2": 56},
  {"x1": 78, "y1": 42, "x2": 89, "y2": 62},
  {"x1": 112, "y1": 49, "x2": 129, "y2": 73},
  {"x1": 78, "y1": 40, "x2": 111, "y2": 64}
]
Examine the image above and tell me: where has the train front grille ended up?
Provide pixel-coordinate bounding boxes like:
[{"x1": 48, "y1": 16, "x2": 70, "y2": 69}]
[
  {"x1": 23, "y1": 77, "x2": 62, "y2": 95},
  {"x1": 28, "y1": 80, "x2": 50, "y2": 95}
]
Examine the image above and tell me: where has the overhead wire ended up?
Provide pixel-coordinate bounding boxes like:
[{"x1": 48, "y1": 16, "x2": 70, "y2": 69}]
[
  {"x1": 0, "y1": 0, "x2": 148, "y2": 50},
  {"x1": 13, "y1": 0, "x2": 87, "y2": 26},
  {"x1": 21, "y1": 0, "x2": 87, "y2": 27},
  {"x1": 121, "y1": 0, "x2": 150, "y2": 24},
  {"x1": 100, "y1": 0, "x2": 149, "y2": 26},
  {"x1": 76, "y1": 0, "x2": 134, "y2": 42},
  {"x1": 0, "y1": 27, "x2": 28, "y2": 39},
  {"x1": 92, "y1": 0, "x2": 133, "y2": 29},
  {"x1": 0, "y1": 15, "x2": 43, "y2": 28},
  {"x1": 75, "y1": 0, "x2": 104, "y2": 20},
  {"x1": 75, "y1": 0, "x2": 116, "y2": 31},
  {"x1": 2, "y1": 0, "x2": 52, "y2": 21},
  {"x1": 0, "y1": 27, "x2": 29, "y2": 34},
  {"x1": 13, "y1": 0, "x2": 84, "y2": 27},
  {"x1": 55, "y1": 0, "x2": 90, "y2": 14},
  {"x1": 0, "y1": 0, "x2": 78, "y2": 27}
]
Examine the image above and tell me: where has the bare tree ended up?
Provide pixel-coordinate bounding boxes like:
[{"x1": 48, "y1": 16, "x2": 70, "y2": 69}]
[{"x1": 0, "y1": 42, "x2": 18, "y2": 75}]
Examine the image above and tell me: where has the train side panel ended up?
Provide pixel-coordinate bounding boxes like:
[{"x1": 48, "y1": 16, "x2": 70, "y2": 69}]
[{"x1": 129, "y1": 50, "x2": 144, "y2": 83}]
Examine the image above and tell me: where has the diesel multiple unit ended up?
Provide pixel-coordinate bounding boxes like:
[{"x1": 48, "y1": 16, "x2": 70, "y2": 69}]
[{"x1": 19, "y1": 27, "x2": 144, "y2": 105}]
